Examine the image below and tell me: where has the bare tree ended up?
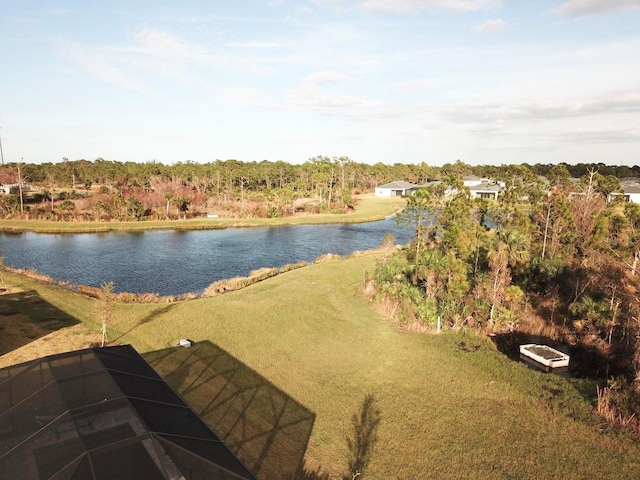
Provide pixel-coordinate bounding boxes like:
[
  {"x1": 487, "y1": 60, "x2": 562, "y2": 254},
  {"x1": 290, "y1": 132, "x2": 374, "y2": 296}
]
[
  {"x1": 98, "y1": 281, "x2": 115, "y2": 347},
  {"x1": 487, "y1": 243, "x2": 511, "y2": 328}
]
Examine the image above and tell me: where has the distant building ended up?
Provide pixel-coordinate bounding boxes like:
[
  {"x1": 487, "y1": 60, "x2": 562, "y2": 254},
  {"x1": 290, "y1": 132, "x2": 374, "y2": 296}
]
[
  {"x1": 0, "y1": 183, "x2": 32, "y2": 195},
  {"x1": 469, "y1": 182, "x2": 503, "y2": 200},
  {"x1": 376, "y1": 177, "x2": 504, "y2": 200},
  {"x1": 609, "y1": 178, "x2": 640, "y2": 203},
  {"x1": 462, "y1": 175, "x2": 489, "y2": 187},
  {"x1": 375, "y1": 181, "x2": 421, "y2": 197}
]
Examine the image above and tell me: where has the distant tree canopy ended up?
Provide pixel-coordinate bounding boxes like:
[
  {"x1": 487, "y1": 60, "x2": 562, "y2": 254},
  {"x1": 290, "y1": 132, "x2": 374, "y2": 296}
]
[
  {"x1": 1, "y1": 157, "x2": 639, "y2": 222},
  {"x1": 2, "y1": 158, "x2": 639, "y2": 192}
]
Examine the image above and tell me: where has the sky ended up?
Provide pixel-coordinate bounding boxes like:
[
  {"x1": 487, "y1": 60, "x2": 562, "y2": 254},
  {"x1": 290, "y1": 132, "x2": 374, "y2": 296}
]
[{"x1": 1, "y1": 0, "x2": 639, "y2": 167}]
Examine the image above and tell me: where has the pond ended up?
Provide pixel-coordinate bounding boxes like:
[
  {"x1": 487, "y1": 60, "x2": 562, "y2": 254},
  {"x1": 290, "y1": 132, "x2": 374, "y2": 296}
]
[{"x1": 0, "y1": 218, "x2": 413, "y2": 296}]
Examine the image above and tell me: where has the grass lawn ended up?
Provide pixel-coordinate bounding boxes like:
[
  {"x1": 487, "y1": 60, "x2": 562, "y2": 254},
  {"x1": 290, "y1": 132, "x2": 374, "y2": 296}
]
[
  {"x1": 1, "y1": 254, "x2": 640, "y2": 479},
  {"x1": 0, "y1": 194, "x2": 405, "y2": 233}
]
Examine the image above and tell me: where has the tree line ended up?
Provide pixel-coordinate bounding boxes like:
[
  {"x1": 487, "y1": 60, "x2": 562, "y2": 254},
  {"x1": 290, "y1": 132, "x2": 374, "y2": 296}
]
[
  {"x1": 370, "y1": 164, "x2": 640, "y2": 424},
  {"x1": 0, "y1": 157, "x2": 639, "y2": 221}
]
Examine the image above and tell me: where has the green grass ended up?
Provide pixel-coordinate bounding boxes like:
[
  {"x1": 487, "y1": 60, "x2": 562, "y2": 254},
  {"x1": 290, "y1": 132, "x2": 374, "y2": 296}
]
[
  {"x1": 2, "y1": 254, "x2": 640, "y2": 478},
  {"x1": 0, "y1": 194, "x2": 405, "y2": 233},
  {"x1": 0, "y1": 290, "x2": 80, "y2": 355}
]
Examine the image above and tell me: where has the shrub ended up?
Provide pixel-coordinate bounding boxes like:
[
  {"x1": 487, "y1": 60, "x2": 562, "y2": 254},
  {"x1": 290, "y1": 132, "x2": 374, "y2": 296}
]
[{"x1": 313, "y1": 253, "x2": 341, "y2": 264}]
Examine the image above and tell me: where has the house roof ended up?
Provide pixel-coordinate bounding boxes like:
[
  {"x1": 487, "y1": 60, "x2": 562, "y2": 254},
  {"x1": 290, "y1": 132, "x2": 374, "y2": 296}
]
[
  {"x1": 469, "y1": 183, "x2": 503, "y2": 192},
  {"x1": 619, "y1": 177, "x2": 640, "y2": 185},
  {"x1": 620, "y1": 185, "x2": 640, "y2": 194},
  {"x1": 537, "y1": 175, "x2": 550, "y2": 185},
  {"x1": 377, "y1": 181, "x2": 420, "y2": 189},
  {"x1": 0, "y1": 345, "x2": 256, "y2": 480}
]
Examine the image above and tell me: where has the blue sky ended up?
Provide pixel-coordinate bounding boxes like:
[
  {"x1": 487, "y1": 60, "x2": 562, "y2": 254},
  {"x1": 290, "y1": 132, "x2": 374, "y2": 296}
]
[{"x1": 1, "y1": 0, "x2": 639, "y2": 166}]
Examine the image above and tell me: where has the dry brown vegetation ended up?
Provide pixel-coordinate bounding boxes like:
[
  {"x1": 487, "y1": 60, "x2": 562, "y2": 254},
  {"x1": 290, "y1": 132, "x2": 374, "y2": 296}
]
[
  {"x1": 596, "y1": 382, "x2": 640, "y2": 438},
  {"x1": 203, "y1": 263, "x2": 308, "y2": 297}
]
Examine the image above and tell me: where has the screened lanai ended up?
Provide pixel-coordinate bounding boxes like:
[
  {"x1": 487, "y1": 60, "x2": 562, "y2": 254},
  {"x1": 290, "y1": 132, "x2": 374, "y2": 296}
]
[{"x1": 0, "y1": 345, "x2": 256, "y2": 480}]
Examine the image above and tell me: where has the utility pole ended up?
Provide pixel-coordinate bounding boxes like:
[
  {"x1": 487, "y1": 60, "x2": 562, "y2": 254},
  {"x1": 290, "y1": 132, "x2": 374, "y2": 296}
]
[
  {"x1": 0, "y1": 120, "x2": 5, "y2": 165},
  {"x1": 17, "y1": 158, "x2": 24, "y2": 216}
]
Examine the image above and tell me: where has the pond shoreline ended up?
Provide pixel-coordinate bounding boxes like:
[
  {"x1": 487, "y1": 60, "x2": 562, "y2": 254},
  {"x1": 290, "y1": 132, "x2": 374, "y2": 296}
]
[
  {"x1": 0, "y1": 196, "x2": 405, "y2": 234},
  {"x1": 1, "y1": 215, "x2": 412, "y2": 296},
  {"x1": 0, "y1": 214, "x2": 392, "y2": 234}
]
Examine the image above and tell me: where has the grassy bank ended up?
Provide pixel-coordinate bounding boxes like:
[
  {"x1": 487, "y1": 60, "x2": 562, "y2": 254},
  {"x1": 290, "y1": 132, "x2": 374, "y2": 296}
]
[
  {"x1": 0, "y1": 194, "x2": 405, "y2": 233},
  {"x1": 1, "y1": 257, "x2": 639, "y2": 478}
]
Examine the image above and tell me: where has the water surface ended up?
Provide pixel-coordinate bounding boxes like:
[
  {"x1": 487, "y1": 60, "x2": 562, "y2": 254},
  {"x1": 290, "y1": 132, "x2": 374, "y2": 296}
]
[{"x1": 0, "y1": 218, "x2": 412, "y2": 295}]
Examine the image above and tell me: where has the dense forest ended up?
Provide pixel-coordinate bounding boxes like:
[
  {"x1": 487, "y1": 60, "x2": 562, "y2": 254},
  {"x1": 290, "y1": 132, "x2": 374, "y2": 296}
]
[
  {"x1": 1, "y1": 156, "x2": 639, "y2": 221},
  {"x1": 368, "y1": 165, "x2": 640, "y2": 432}
]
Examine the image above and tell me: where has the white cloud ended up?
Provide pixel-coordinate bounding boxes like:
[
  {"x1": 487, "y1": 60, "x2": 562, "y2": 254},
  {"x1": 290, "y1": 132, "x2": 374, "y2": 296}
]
[
  {"x1": 443, "y1": 90, "x2": 640, "y2": 124},
  {"x1": 221, "y1": 85, "x2": 273, "y2": 108},
  {"x1": 56, "y1": 24, "x2": 288, "y2": 98},
  {"x1": 402, "y1": 78, "x2": 439, "y2": 92},
  {"x1": 288, "y1": 71, "x2": 386, "y2": 114},
  {"x1": 473, "y1": 18, "x2": 506, "y2": 32},
  {"x1": 561, "y1": 127, "x2": 640, "y2": 144},
  {"x1": 55, "y1": 28, "x2": 222, "y2": 95},
  {"x1": 309, "y1": 0, "x2": 355, "y2": 13},
  {"x1": 56, "y1": 39, "x2": 147, "y2": 93},
  {"x1": 225, "y1": 42, "x2": 285, "y2": 48},
  {"x1": 358, "y1": 0, "x2": 499, "y2": 14},
  {"x1": 551, "y1": 0, "x2": 640, "y2": 17},
  {"x1": 304, "y1": 70, "x2": 350, "y2": 84},
  {"x1": 133, "y1": 27, "x2": 220, "y2": 65},
  {"x1": 134, "y1": 28, "x2": 192, "y2": 58}
]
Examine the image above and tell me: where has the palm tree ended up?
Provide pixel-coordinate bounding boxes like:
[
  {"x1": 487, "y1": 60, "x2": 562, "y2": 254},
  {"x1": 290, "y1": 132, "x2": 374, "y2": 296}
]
[{"x1": 495, "y1": 228, "x2": 530, "y2": 268}]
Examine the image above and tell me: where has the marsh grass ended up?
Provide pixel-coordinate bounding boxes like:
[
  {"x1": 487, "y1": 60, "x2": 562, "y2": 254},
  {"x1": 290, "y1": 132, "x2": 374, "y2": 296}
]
[
  {"x1": 312, "y1": 253, "x2": 342, "y2": 264},
  {"x1": 4, "y1": 266, "x2": 70, "y2": 288},
  {"x1": 596, "y1": 382, "x2": 640, "y2": 437},
  {"x1": 77, "y1": 284, "x2": 197, "y2": 303},
  {"x1": 203, "y1": 262, "x2": 308, "y2": 297},
  {"x1": 2, "y1": 254, "x2": 640, "y2": 478}
]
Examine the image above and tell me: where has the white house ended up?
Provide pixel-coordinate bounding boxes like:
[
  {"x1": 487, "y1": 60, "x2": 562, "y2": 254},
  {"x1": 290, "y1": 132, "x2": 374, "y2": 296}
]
[
  {"x1": 609, "y1": 180, "x2": 640, "y2": 203},
  {"x1": 469, "y1": 182, "x2": 503, "y2": 200},
  {"x1": 375, "y1": 177, "x2": 503, "y2": 199},
  {"x1": 375, "y1": 181, "x2": 421, "y2": 197},
  {"x1": 463, "y1": 175, "x2": 489, "y2": 187},
  {"x1": 0, "y1": 183, "x2": 31, "y2": 195}
]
